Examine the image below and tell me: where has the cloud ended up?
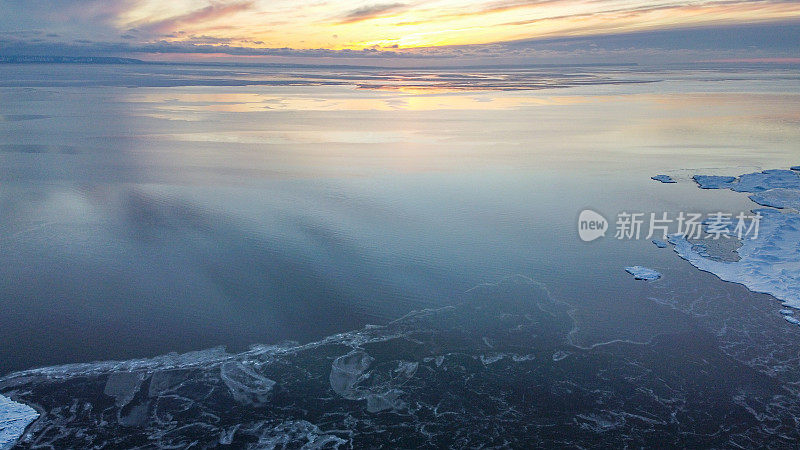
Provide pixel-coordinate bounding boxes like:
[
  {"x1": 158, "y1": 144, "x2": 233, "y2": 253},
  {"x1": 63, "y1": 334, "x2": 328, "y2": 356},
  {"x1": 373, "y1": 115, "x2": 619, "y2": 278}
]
[
  {"x1": 1, "y1": 0, "x2": 799, "y2": 64},
  {"x1": 2, "y1": 20, "x2": 798, "y2": 66},
  {"x1": 439, "y1": 0, "x2": 567, "y2": 19},
  {"x1": 46, "y1": 0, "x2": 139, "y2": 23},
  {"x1": 135, "y1": 1, "x2": 256, "y2": 35},
  {"x1": 338, "y1": 3, "x2": 408, "y2": 24}
]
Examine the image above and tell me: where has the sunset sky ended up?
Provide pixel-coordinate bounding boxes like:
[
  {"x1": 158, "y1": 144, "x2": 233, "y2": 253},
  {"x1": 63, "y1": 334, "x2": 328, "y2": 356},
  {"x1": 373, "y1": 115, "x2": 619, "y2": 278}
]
[{"x1": 2, "y1": 0, "x2": 799, "y2": 64}]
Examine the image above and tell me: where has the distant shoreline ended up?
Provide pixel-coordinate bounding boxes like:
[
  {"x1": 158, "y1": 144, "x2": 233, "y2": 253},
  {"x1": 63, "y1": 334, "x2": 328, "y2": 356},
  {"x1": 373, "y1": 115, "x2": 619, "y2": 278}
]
[
  {"x1": 0, "y1": 56, "x2": 143, "y2": 64},
  {"x1": 0, "y1": 55, "x2": 641, "y2": 70}
]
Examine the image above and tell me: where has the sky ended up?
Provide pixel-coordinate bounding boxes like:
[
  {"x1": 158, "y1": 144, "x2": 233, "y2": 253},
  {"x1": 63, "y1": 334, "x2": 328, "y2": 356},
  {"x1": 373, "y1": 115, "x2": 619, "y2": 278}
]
[{"x1": 1, "y1": 0, "x2": 799, "y2": 65}]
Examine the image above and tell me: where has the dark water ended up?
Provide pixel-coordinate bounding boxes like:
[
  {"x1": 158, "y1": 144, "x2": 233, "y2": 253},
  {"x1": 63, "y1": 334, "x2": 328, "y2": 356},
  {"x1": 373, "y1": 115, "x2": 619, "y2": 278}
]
[
  {"x1": 1, "y1": 63, "x2": 800, "y2": 447},
  {"x1": 4, "y1": 277, "x2": 800, "y2": 448}
]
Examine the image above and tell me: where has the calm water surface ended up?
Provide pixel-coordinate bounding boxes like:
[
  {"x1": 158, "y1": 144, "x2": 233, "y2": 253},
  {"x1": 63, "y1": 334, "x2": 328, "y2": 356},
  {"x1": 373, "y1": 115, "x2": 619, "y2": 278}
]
[{"x1": 1, "y1": 63, "x2": 799, "y2": 374}]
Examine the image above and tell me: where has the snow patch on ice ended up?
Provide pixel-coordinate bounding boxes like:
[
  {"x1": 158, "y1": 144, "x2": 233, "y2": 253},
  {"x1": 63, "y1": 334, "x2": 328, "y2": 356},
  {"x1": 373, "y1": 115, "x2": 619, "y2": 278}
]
[{"x1": 0, "y1": 394, "x2": 39, "y2": 450}]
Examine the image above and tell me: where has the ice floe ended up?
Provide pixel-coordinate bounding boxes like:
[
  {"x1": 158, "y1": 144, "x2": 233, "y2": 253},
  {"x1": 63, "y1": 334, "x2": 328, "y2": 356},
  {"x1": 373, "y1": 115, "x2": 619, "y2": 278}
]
[
  {"x1": 651, "y1": 175, "x2": 676, "y2": 184},
  {"x1": 221, "y1": 361, "x2": 276, "y2": 407},
  {"x1": 328, "y1": 350, "x2": 417, "y2": 413},
  {"x1": 0, "y1": 394, "x2": 38, "y2": 450},
  {"x1": 103, "y1": 371, "x2": 146, "y2": 407},
  {"x1": 250, "y1": 420, "x2": 348, "y2": 449},
  {"x1": 693, "y1": 175, "x2": 736, "y2": 189},
  {"x1": 666, "y1": 168, "x2": 800, "y2": 313},
  {"x1": 693, "y1": 169, "x2": 800, "y2": 193},
  {"x1": 730, "y1": 169, "x2": 800, "y2": 192},
  {"x1": 329, "y1": 351, "x2": 375, "y2": 400},
  {"x1": 669, "y1": 207, "x2": 800, "y2": 309},
  {"x1": 625, "y1": 266, "x2": 662, "y2": 281},
  {"x1": 551, "y1": 350, "x2": 572, "y2": 361},
  {"x1": 652, "y1": 239, "x2": 668, "y2": 248},
  {"x1": 749, "y1": 188, "x2": 800, "y2": 210}
]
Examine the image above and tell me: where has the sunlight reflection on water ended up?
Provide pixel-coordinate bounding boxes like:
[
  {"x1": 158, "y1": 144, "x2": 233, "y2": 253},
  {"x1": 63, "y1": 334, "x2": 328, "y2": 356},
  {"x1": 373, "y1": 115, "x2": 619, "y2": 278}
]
[{"x1": 0, "y1": 63, "x2": 799, "y2": 372}]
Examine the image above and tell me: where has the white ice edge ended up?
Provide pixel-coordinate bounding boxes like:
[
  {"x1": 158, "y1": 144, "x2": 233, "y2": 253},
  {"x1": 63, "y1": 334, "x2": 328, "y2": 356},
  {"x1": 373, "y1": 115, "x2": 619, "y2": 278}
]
[
  {"x1": 0, "y1": 394, "x2": 39, "y2": 450},
  {"x1": 668, "y1": 208, "x2": 800, "y2": 310},
  {"x1": 667, "y1": 168, "x2": 800, "y2": 316}
]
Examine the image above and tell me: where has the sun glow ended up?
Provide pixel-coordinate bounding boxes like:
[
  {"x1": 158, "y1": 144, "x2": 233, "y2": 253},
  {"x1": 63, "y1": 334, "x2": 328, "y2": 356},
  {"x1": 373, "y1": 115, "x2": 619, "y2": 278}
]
[{"x1": 106, "y1": 0, "x2": 800, "y2": 52}]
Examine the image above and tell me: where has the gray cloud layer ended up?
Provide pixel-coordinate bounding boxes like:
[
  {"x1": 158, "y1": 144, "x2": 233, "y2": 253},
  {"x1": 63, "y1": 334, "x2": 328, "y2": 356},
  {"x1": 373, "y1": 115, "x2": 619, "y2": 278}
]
[{"x1": 0, "y1": 0, "x2": 798, "y2": 64}]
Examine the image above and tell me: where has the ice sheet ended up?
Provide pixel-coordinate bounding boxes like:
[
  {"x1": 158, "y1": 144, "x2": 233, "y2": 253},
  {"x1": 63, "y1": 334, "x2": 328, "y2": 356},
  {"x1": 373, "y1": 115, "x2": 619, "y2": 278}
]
[
  {"x1": 666, "y1": 168, "x2": 800, "y2": 313},
  {"x1": 0, "y1": 394, "x2": 39, "y2": 450}
]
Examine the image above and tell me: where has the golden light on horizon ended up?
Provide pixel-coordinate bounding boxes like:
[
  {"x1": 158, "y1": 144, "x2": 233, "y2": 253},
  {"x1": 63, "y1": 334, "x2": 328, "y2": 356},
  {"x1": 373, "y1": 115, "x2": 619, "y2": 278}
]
[{"x1": 105, "y1": 0, "x2": 800, "y2": 53}]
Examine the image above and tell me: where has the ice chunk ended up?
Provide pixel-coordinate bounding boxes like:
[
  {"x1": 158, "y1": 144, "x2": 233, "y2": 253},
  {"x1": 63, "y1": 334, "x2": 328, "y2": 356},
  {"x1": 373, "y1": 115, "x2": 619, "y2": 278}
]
[
  {"x1": 780, "y1": 309, "x2": 795, "y2": 315},
  {"x1": 651, "y1": 175, "x2": 676, "y2": 184},
  {"x1": 625, "y1": 266, "x2": 661, "y2": 281},
  {"x1": 220, "y1": 361, "x2": 276, "y2": 407},
  {"x1": 693, "y1": 175, "x2": 736, "y2": 189},
  {"x1": 479, "y1": 354, "x2": 504, "y2": 365},
  {"x1": 252, "y1": 420, "x2": 347, "y2": 449},
  {"x1": 365, "y1": 389, "x2": 405, "y2": 413},
  {"x1": 652, "y1": 239, "x2": 668, "y2": 248},
  {"x1": 119, "y1": 402, "x2": 150, "y2": 427},
  {"x1": 0, "y1": 394, "x2": 39, "y2": 449},
  {"x1": 103, "y1": 372, "x2": 145, "y2": 407},
  {"x1": 395, "y1": 361, "x2": 418, "y2": 377},
  {"x1": 328, "y1": 352, "x2": 416, "y2": 413},
  {"x1": 749, "y1": 188, "x2": 800, "y2": 210},
  {"x1": 785, "y1": 316, "x2": 800, "y2": 325},
  {"x1": 329, "y1": 351, "x2": 374, "y2": 400},
  {"x1": 552, "y1": 350, "x2": 571, "y2": 361}
]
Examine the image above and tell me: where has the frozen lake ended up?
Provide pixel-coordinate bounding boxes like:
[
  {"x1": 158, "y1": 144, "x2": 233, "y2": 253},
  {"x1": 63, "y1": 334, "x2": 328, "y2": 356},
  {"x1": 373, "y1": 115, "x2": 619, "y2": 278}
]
[{"x1": 1, "y1": 61, "x2": 800, "y2": 447}]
